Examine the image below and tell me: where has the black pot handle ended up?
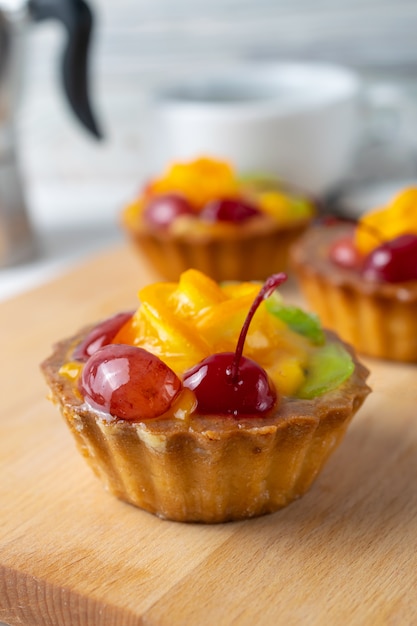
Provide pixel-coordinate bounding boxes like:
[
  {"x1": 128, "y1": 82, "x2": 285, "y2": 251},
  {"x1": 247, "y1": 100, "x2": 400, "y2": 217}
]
[{"x1": 29, "y1": 0, "x2": 102, "y2": 139}]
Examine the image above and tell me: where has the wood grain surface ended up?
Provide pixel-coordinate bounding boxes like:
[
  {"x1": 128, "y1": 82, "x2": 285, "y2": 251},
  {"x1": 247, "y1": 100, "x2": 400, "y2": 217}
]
[{"x1": 1, "y1": 244, "x2": 416, "y2": 626}]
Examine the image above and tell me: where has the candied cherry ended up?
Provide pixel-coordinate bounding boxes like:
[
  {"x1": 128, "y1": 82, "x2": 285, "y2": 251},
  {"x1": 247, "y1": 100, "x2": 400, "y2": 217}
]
[
  {"x1": 143, "y1": 193, "x2": 194, "y2": 228},
  {"x1": 200, "y1": 197, "x2": 261, "y2": 223},
  {"x1": 73, "y1": 311, "x2": 133, "y2": 362},
  {"x1": 329, "y1": 236, "x2": 363, "y2": 270},
  {"x1": 361, "y1": 233, "x2": 417, "y2": 283},
  {"x1": 80, "y1": 344, "x2": 181, "y2": 420},
  {"x1": 183, "y1": 273, "x2": 286, "y2": 416},
  {"x1": 322, "y1": 215, "x2": 381, "y2": 271}
]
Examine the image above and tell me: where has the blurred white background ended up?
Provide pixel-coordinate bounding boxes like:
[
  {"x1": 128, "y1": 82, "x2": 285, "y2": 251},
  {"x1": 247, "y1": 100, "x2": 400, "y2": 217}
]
[
  {"x1": 2, "y1": 0, "x2": 417, "y2": 299},
  {"x1": 19, "y1": 0, "x2": 417, "y2": 222}
]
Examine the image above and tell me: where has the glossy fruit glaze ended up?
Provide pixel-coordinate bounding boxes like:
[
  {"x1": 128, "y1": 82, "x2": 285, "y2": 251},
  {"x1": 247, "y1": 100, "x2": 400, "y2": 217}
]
[
  {"x1": 73, "y1": 312, "x2": 133, "y2": 361},
  {"x1": 182, "y1": 273, "x2": 286, "y2": 415},
  {"x1": 79, "y1": 344, "x2": 181, "y2": 421},
  {"x1": 123, "y1": 157, "x2": 314, "y2": 231},
  {"x1": 142, "y1": 193, "x2": 194, "y2": 228},
  {"x1": 361, "y1": 234, "x2": 417, "y2": 283},
  {"x1": 328, "y1": 188, "x2": 417, "y2": 283},
  {"x1": 70, "y1": 270, "x2": 354, "y2": 421}
]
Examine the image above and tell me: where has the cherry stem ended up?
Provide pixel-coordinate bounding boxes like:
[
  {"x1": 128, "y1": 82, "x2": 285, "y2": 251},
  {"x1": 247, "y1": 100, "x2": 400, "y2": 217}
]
[{"x1": 230, "y1": 273, "x2": 287, "y2": 383}]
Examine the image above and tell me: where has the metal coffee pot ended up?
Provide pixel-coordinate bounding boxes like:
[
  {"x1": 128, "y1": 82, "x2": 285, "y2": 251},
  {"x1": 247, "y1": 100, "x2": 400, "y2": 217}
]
[{"x1": 0, "y1": 0, "x2": 101, "y2": 268}]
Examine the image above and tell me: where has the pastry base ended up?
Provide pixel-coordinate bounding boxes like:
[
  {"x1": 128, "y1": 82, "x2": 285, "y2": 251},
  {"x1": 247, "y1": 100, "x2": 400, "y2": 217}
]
[
  {"x1": 42, "y1": 327, "x2": 370, "y2": 523},
  {"x1": 291, "y1": 224, "x2": 417, "y2": 362},
  {"x1": 124, "y1": 217, "x2": 310, "y2": 282}
]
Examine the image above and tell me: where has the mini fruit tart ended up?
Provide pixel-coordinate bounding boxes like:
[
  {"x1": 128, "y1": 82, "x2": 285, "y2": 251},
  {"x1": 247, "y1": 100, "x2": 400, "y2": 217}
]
[
  {"x1": 291, "y1": 187, "x2": 417, "y2": 362},
  {"x1": 122, "y1": 156, "x2": 315, "y2": 281},
  {"x1": 41, "y1": 269, "x2": 370, "y2": 523}
]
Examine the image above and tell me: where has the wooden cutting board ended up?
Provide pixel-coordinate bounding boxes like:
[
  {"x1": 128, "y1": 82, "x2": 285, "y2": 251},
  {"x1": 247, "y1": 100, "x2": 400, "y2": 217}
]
[{"x1": 1, "y1": 244, "x2": 416, "y2": 626}]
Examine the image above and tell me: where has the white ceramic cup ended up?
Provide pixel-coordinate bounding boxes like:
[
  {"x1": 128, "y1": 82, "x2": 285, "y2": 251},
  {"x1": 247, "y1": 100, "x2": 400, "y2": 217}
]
[{"x1": 148, "y1": 62, "x2": 363, "y2": 197}]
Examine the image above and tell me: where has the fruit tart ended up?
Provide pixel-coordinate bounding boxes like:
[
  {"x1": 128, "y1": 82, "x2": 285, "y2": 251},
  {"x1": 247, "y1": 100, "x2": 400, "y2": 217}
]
[
  {"x1": 41, "y1": 269, "x2": 370, "y2": 523},
  {"x1": 291, "y1": 187, "x2": 417, "y2": 362},
  {"x1": 122, "y1": 156, "x2": 315, "y2": 281}
]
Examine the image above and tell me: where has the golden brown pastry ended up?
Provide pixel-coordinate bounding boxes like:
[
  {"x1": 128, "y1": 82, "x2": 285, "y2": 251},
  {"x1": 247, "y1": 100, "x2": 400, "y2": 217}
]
[
  {"x1": 122, "y1": 157, "x2": 314, "y2": 281},
  {"x1": 291, "y1": 188, "x2": 417, "y2": 362},
  {"x1": 42, "y1": 269, "x2": 370, "y2": 523}
]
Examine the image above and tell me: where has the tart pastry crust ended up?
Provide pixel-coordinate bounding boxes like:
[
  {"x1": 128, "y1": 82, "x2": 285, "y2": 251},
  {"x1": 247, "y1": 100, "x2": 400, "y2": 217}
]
[
  {"x1": 291, "y1": 224, "x2": 417, "y2": 362},
  {"x1": 42, "y1": 326, "x2": 370, "y2": 523},
  {"x1": 124, "y1": 215, "x2": 310, "y2": 282}
]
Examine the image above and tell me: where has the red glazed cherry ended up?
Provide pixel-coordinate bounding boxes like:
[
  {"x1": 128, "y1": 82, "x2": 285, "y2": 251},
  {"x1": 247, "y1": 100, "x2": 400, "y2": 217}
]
[
  {"x1": 183, "y1": 273, "x2": 286, "y2": 416},
  {"x1": 73, "y1": 312, "x2": 133, "y2": 362},
  {"x1": 200, "y1": 197, "x2": 261, "y2": 223},
  {"x1": 183, "y1": 352, "x2": 276, "y2": 416},
  {"x1": 143, "y1": 193, "x2": 194, "y2": 228},
  {"x1": 329, "y1": 236, "x2": 363, "y2": 270},
  {"x1": 80, "y1": 344, "x2": 182, "y2": 420},
  {"x1": 361, "y1": 234, "x2": 417, "y2": 283}
]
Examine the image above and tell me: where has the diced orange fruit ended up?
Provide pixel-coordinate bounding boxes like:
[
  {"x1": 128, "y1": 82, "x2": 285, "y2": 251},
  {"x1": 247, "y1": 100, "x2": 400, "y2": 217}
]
[
  {"x1": 258, "y1": 191, "x2": 294, "y2": 221},
  {"x1": 258, "y1": 192, "x2": 313, "y2": 222},
  {"x1": 171, "y1": 268, "x2": 227, "y2": 319},
  {"x1": 355, "y1": 187, "x2": 417, "y2": 254},
  {"x1": 114, "y1": 280, "x2": 211, "y2": 373},
  {"x1": 148, "y1": 157, "x2": 239, "y2": 210},
  {"x1": 59, "y1": 361, "x2": 83, "y2": 381},
  {"x1": 196, "y1": 292, "x2": 260, "y2": 353},
  {"x1": 266, "y1": 356, "x2": 306, "y2": 397},
  {"x1": 112, "y1": 268, "x2": 311, "y2": 394},
  {"x1": 168, "y1": 387, "x2": 198, "y2": 421},
  {"x1": 221, "y1": 281, "x2": 261, "y2": 300},
  {"x1": 122, "y1": 157, "x2": 315, "y2": 228},
  {"x1": 113, "y1": 283, "x2": 176, "y2": 346}
]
